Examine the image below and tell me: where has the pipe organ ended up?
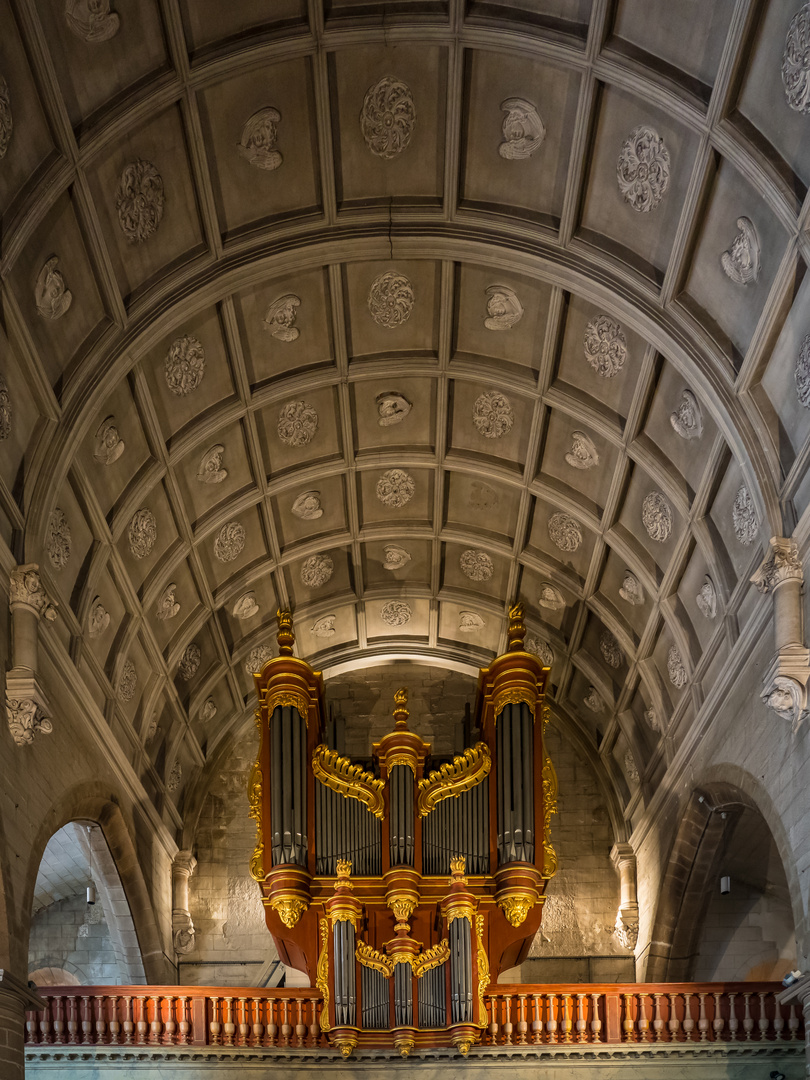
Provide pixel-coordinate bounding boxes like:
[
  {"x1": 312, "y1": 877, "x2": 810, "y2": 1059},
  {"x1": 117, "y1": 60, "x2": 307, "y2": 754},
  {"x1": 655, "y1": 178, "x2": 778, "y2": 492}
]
[{"x1": 249, "y1": 603, "x2": 557, "y2": 1057}]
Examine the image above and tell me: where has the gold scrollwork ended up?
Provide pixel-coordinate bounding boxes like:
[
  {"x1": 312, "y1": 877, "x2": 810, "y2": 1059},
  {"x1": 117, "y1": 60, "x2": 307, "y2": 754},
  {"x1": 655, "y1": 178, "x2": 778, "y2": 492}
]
[
  {"x1": 270, "y1": 896, "x2": 308, "y2": 928},
  {"x1": 498, "y1": 894, "x2": 534, "y2": 927},
  {"x1": 475, "y1": 914, "x2": 489, "y2": 1027},
  {"x1": 385, "y1": 750, "x2": 416, "y2": 775},
  {"x1": 493, "y1": 686, "x2": 537, "y2": 718},
  {"x1": 416, "y1": 743, "x2": 491, "y2": 818},
  {"x1": 355, "y1": 940, "x2": 393, "y2": 977},
  {"x1": 412, "y1": 939, "x2": 450, "y2": 977},
  {"x1": 312, "y1": 745, "x2": 385, "y2": 819},
  {"x1": 542, "y1": 752, "x2": 558, "y2": 879},
  {"x1": 247, "y1": 760, "x2": 264, "y2": 882},
  {"x1": 317, "y1": 917, "x2": 330, "y2": 1033},
  {"x1": 268, "y1": 690, "x2": 310, "y2": 723}
]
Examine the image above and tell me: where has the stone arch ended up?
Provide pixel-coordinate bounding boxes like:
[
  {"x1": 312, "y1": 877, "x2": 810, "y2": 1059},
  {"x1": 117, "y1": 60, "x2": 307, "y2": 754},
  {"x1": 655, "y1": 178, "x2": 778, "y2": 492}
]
[{"x1": 24, "y1": 784, "x2": 169, "y2": 985}]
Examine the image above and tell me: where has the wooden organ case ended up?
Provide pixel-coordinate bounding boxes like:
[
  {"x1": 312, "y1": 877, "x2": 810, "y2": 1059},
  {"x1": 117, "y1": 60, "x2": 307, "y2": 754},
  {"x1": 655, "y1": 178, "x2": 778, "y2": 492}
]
[{"x1": 248, "y1": 604, "x2": 557, "y2": 1057}]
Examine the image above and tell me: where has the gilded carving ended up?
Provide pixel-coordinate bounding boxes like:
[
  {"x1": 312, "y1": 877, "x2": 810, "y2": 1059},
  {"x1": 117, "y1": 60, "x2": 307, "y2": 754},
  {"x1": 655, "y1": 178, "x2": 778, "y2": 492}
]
[
  {"x1": 178, "y1": 643, "x2": 200, "y2": 681},
  {"x1": 542, "y1": 752, "x2": 558, "y2": 879},
  {"x1": 584, "y1": 315, "x2": 626, "y2": 378},
  {"x1": 458, "y1": 610, "x2": 484, "y2": 632},
  {"x1": 317, "y1": 917, "x2": 331, "y2": 1032},
  {"x1": 460, "y1": 548, "x2": 493, "y2": 581},
  {"x1": 383, "y1": 545, "x2": 411, "y2": 570},
  {"x1": 118, "y1": 659, "x2": 137, "y2": 702},
  {"x1": 360, "y1": 76, "x2": 416, "y2": 159},
  {"x1": 732, "y1": 484, "x2": 758, "y2": 546},
  {"x1": 565, "y1": 430, "x2": 599, "y2": 470},
  {"x1": 292, "y1": 490, "x2": 323, "y2": 520},
  {"x1": 376, "y1": 391, "x2": 411, "y2": 426},
  {"x1": 196, "y1": 444, "x2": 227, "y2": 484},
  {"x1": 548, "y1": 511, "x2": 582, "y2": 552},
  {"x1": 0, "y1": 374, "x2": 10, "y2": 440},
  {"x1": 721, "y1": 217, "x2": 760, "y2": 285},
  {"x1": 46, "y1": 508, "x2": 72, "y2": 571},
  {"x1": 116, "y1": 160, "x2": 164, "y2": 244},
  {"x1": 667, "y1": 645, "x2": 687, "y2": 689},
  {"x1": 311, "y1": 614, "x2": 337, "y2": 639},
  {"x1": 312, "y1": 744, "x2": 385, "y2": 817},
  {"x1": 247, "y1": 757, "x2": 264, "y2": 882},
  {"x1": 367, "y1": 271, "x2": 414, "y2": 328},
  {"x1": 600, "y1": 629, "x2": 622, "y2": 669},
  {"x1": 6, "y1": 699, "x2": 53, "y2": 747},
  {"x1": 782, "y1": 3, "x2": 810, "y2": 113},
  {"x1": 355, "y1": 941, "x2": 393, "y2": 977},
  {"x1": 156, "y1": 582, "x2": 180, "y2": 621},
  {"x1": 617, "y1": 126, "x2": 671, "y2": 212},
  {"x1": 267, "y1": 690, "x2": 310, "y2": 720},
  {"x1": 475, "y1": 913, "x2": 489, "y2": 1027},
  {"x1": 498, "y1": 895, "x2": 534, "y2": 927},
  {"x1": 270, "y1": 897, "x2": 307, "y2": 928},
  {"x1": 499, "y1": 97, "x2": 545, "y2": 159},
  {"x1": 238, "y1": 107, "x2": 283, "y2": 170},
  {"x1": 301, "y1": 553, "x2": 334, "y2": 588},
  {"x1": 381, "y1": 600, "x2": 412, "y2": 627},
  {"x1": 493, "y1": 687, "x2": 536, "y2": 716},
  {"x1": 165, "y1": 335, "x2": 205, "y2": 396},
  {"x1": 128, "y1": 508, "x2": 157, "y2": 559},
  {"x1": 670, "y1": 389, "x2": 703, "y2": 440},
  {"x1": 412, "y1": 939, "x2": 450, "y2": 977},
  {"x1": 696, "y1": 576, "x2": 717, "y2": 619},
  {"x1": 472, "y1": 390, "x2": 514, "y2": 438},
  {"x1": 214, "y1": 521, "x2": 246, "y2": 563},
  {"x1": 483, "y1": 286, "x2": 523, "y2": 331},
  {"x1": 417, "y1": 742, "x2": 491, "y2": 817},
  {"x1": 795, "y1": 335, "x2": 810, "y2": 407},
  {"x1": 65, "y1": 0, "x2": 120, "y2": 41},
  {"x1": 87, "y1": 597, "x2": 109, "y2": 636},
  {"x1": 376, "y1": 468, "x2": 415, "y2": 508},
  {"x1": 642, "y1": 492, "x2": 673, "y2": 543},
  {"x1": 35, "y1": 257, "x2": 72, "y2": 321},
  {"x1": 94, "y1": 416, "x2": 124, "y2": 465},
  {"x1": 0, "y1": 78, "x2": 12, "y2": 161},
  {"x1": 233, "y1": 592, "x2": 259, "y2": 619},
  {"x1": 620, "y1": 571, "x2": 644, "y2": 606}
]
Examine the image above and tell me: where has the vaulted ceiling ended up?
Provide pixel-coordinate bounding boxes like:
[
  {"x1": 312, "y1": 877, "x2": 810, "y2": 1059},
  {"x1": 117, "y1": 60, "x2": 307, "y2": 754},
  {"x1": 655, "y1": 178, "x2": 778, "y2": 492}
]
[{"x1": 1, "y1": 0, "x2": 809, "y2": 834}]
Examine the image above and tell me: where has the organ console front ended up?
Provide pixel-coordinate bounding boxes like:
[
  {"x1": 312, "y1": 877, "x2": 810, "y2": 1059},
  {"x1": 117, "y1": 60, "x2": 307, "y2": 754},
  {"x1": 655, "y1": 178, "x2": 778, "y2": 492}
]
[{"x1": 248, "y1": 602, "x2": 557, "y2": 1056}]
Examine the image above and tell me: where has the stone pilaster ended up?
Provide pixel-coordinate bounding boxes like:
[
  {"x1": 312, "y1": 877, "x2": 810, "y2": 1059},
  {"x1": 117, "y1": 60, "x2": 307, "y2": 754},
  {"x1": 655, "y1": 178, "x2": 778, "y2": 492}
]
[
  {"x1": 172, "y1": 849, "x2": 197, "y2": 955},
  {"x1": 5, "y1": 565, "x2": 57, "y2": 747},
  {"x1": 610, "y1": 842, "x2": 639, "y2": 952}
]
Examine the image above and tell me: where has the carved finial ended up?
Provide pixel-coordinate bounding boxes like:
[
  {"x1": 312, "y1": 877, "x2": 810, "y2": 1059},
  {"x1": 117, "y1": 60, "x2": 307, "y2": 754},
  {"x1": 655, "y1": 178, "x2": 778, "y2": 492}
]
[
  {"x1": 335, "y1": 859, "x2": 354, "y2": 890},
  {"x1": 449, "y1": 855, "x2": 467, "y2": 884},
  {"x1": 507, "y1": 601, "x2": 525, "y2": 651},
  {"x1": 393, "y1": 687, "x2": 409, "y2": 729},
  {"x1": 276, "y1": 609, "x2": 295, "y2": 655}
]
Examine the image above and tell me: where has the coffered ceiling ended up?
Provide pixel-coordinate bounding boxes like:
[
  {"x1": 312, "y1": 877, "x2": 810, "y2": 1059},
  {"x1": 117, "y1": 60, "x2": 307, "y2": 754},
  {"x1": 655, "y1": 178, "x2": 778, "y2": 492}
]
[{"x1": 1, "y1": 0, "x2": 810, "y2": 834}]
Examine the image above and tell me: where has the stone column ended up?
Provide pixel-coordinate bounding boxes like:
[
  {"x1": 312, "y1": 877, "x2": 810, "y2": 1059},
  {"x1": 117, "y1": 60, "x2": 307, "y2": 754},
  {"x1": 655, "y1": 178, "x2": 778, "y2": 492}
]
[
  {"x1": 172, "y1": 850, "x2": 197, "y2": 955},
  {"x1": 611, "y1": 843, "x2": 639, "y2": 952},
  {"x1": 0, "y1": 968, "x2": 45, "y2": 1080},
  {"x1": 776, "y1": 972, "x2": 810, "y2": 1077},
  {"x1": 6, "y1": 565, "x2": 57, "y2": 747}
]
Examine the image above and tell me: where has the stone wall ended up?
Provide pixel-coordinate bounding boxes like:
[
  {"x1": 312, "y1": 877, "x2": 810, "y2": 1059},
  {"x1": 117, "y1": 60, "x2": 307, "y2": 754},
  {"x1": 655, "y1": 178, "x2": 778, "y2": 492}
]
[
  {"x1": 28, "y1": 894, "x2": 119, "y2": 986},
  {"x1": 692, "y1": 883, "x2": 796, "y2": 983}
]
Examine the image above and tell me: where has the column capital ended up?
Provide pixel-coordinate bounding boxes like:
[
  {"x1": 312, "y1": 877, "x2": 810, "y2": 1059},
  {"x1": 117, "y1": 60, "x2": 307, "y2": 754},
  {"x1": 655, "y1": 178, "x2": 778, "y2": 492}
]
[
  {"x1": 172, "y1": 849, "x2": 197, "y2": 879},
  {"x1": 0, "y1": 969, "x2": 45, "y2": 1010},
  {"x1": 751, "y1": 537, "x2": 803, "y2": 594},
  {"x1": 5, "y1": 674, "x2": 52, "y2": 747},
  {"x1": 610, "y1": 842, "x2": 635, "y2": 868},
  {"x1": 9, "y1": 564, "x2": 57, "y2": 622}
]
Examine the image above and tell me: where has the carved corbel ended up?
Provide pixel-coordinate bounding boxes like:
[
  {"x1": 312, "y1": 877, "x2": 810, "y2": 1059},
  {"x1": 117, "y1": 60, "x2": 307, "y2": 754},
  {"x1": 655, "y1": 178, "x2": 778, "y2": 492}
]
[
  {"x1": 171, "y1": 849, "x2": 197, "y2": 954},
  {"x1": 751, "y1": 538, "x2": 809, "y2": 733},
  {"x1": 611, "y1": 843, "x2": 639, "y2": 952},
  {"x1": 6, "y1": 565, "x2": 57, "y2": 747}
]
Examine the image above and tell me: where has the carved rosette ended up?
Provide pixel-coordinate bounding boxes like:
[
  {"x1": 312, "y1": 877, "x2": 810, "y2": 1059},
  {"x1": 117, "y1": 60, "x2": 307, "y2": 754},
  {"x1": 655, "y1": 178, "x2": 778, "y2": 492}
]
[
  {"x1": 620, "y1": 571, "x2": 644, "y2": 606},
  {"x1": 116, "y1": 160, "x2": 164, "y2": 244},
  {"x1": 696, "y1": 576, "x2": 717, "y2": 619},
  {"x1": 245, "y1": 645, "x2": 272, "y2": 675},
  {"x1": 670, "y1": 389, "x2": 703, "y2": 440},
  {"x1": 732, "y1": 484, "x2": 758, "y2": 545},
  {"x1": 0, "y1": 373, "x2": 11, "y2": 440},
  {"x1": 643, "y1": 706, "x2": 660, "y2": 732},
  {"x1": 472, "y1": 390, "x2": 514, "y2": 438},
  {"x1": 301, "y1": 553, "x2": 334, "y2": 588},
  {"x1": 583, "y1": 315, "x2": 627, "y2": 378},
  {"x1": 10, "y1": 565, "x2": 57, "y2": 621},
  {"x1": 750, "y1": 537, "x2": 803, "y2": 594},
  {"x1": 376, "y1": 468, "x2": 415, "y2": 508},
  {"x1": 794, "y1": 335, "x2": 810, "y2": 408},
  {"x1": 233, "y1": 592, "x2": 259, "y2": 619},
  {"x1": 87, "y1": 597, "x2": 109, "y2": 636},
  {"x1": 156, "y1": 583, "x2": 180, "y2": 621},
  {"x1": 548, "y1": 512, "x2": 582, "y2": 552},
  {"x1": 565, "y1": 430, "x2": 599, "y2": 469},
  {"x1": 214, "y1": 521, "x2": 246, "y2": 563},
  {"x1": 360, "y1": 76, "x2": 416, "y2": 159},
  {"x1": 128, "y1": 509, "x2": 157, "y2": 559},
  {"x1": 617, "y1": 125, "x2": 671, "y2": 212},
  {"x1": 599, "y1": 629, "x2": 622, "y2": 669},
  {"x1": 196, "y1": 444, "x2": 227, "y2": 484},
  {"x1": 782, "y1": 3, "x2": 810, "y2": 113},
  {"x1": 667, "y1": 645, "x2": 687, "y2": 689},
  {"x1": 46, "y1": 508, "x2": 72, "y2": 571},
  {"x1": 538, "y1": 583, "x2": 565, "y2": 610},
  {"x1": 642, "y1": 492, "x2": 673, "y2": 543},
  {"x1": 0, "y1": 77, "x2": 12, "y2": 161},
  {"x1": 65, "y1": 0, "x2": 120, "y2": 41},
  {"x1": 721, "y1": 217, "x2": 760, "y2": 285},
  {"x1": 499, "y1": 97, "x2": 546, "y2": 159},
  {"x1": 367, "y1": 271, "x2": 414, "y2": 328},
  {"x1": 460, "y1": 549, "x2": 493, "y2": 581},
  {"x1": 178, "y1": 643, "x2": 201, "y2": 681},
  {"x1": 165, "y1": 335, "x2": 205, "y2": 396},
  {"x1": 238, "y1": 107, "x2": 282, "y2": 171},
  {"x1": 35, "y1": 257, "x2": 72, "y2": 320},
  {"x1": 380, "y1": 600, "x2": 412, "y2": 627},
  {"x1": 6, "y1": 699, "x2": 53, "y2": 747},
  {"x1": 167, "y1": 760, "x2": 182, "y2": 792},
  {"x1": 118, "y1": 659, "x2": 137, "y2": 702},
  {"x1": 277, "y1": 400, "x2": 318, "y2": 447},
  {"x1": 94, "y1": 416, "x2": 124, "y2": 464}
]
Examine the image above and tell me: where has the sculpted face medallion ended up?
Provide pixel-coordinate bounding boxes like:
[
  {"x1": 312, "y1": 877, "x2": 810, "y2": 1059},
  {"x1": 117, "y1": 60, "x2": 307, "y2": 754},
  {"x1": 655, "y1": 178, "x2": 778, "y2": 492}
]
[
  {"x1": 669, "y1": 389, "x2": 703, "y2": 440},
  {"x1": 35, "y1": 257, "x2": 72, "y2": 320},
  {"x1": 484, "y1": 285, "x2": 523, "y2": 331},
  {"x1": 376, "y1": 391, "x2": 412, "y2": 426},
  {"x1": 499, "y1": 98, "x2": 546, "y2": 160},
  {"x1": 565, "y1": 430, "x2": 599, "y2": 470},
  {"x1": 721, "y1": 217, "x2": 760, "y2": 286},
  {"x1": 94, "y1": 416, "x2": 124, "y2": 465},
  {"x1": 65, "y1": 0, "x2": 120, "y2": 41},
  {"x1": 264, "y1": 294, "x2": 300, "y2": 341},
  {"x1": 238, "y1": 107, "x2": 283, "y2": 170},
  {"x1": 292, "y1": 491, "x2": 323, "y2": 520}
]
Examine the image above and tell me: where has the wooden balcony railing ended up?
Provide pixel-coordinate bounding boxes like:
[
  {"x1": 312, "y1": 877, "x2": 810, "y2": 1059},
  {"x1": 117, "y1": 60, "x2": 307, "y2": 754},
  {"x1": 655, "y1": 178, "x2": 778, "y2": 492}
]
[{"x1": 25, "y1": 983, "x2": 803, "y2": 1052}]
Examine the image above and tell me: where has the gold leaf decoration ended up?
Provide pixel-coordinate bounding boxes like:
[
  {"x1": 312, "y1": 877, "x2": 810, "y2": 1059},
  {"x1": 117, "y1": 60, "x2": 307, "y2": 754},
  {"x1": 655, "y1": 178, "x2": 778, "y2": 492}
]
[
  {"x1": 542, "y1": 752, "x2": 558, "y2": 879},
  {"x1": 312, "y1": 744, "x2": 385, "y2": 818},
  {"x1": 317, "y1": 917, "x2": 331, "y2": 1032},
  {"x1": 356, "y1": 940, "x2": 393, "y2": 977},
  {"x1": 416, "y1": 743, "x2": 491, "y2": 818}
]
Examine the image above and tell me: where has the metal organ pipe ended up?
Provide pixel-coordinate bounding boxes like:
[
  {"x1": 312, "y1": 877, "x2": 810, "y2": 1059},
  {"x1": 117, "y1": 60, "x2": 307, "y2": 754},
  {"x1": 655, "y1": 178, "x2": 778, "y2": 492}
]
[
  {"x1": 270, "y1": 706, "x2": 307, "y2": 866},
  {"x1": 333, "y1": 920, "x2": 356, "y2": 1026},
  {"x1": 389, "y1": 765, "x2": 414, "y2": 867},
  {"x1": 421, "y1": 779, "x2": 489, "y2": 875},
  {"x1": 496, "y1": 702, "x2": 534, "y2": 864}
]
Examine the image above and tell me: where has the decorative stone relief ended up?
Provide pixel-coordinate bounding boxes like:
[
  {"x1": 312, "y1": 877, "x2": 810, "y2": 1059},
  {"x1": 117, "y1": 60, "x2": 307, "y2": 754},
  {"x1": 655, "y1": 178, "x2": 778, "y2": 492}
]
[
  {"x1": 0, "y1": 373, "x2": 10, "y2": 440},
  {"x1": 246, "y1": 645, "x2": 272, "y2": 674},
  {"x1": 233, "y1": 592, "x2": 259, "y2": 620},
  {"x1": 46, "y1": 508, "x2": 72, "y2": 571},
  {"x1": 10, "y1": 565, "x2": 58, "y2": 621},
  {"x1": 6, "y1": 699, "x2": 53, "y2": 747},
  {"x1": 93, "y1": 416, "x2": 124, "y2": 465},
  {"x1": 128, "y1": 508, "x2": 157, "y2": 559},
  {"x1": 584, "y1": 315, "x2": 627, "y2": 378},
  {"x1": 264, "y1": 294, "x2": 300, "y2": 341},
  {"x1": 376, "y1": 391, "x2": 412, "y2": 426},
  {"x1": 617, "y1": 126, "x2": 671, "y2": 212},
  {"x1": 167, "y1": 760, "x2": 182, "y2": 792},
  {"x1": 460, "y1": 549, "x2": 494, "y2": 582},
  {"x1": 538, "y1": 583, "x2": 565, "y2": 611},
  {"x1": 88, "y1": 597, "x2": 110, "y2": 637},
  {"x1": 619, "y1": 571, "x2": 644, "y2": 606},
  {"x1": 35, "y1": 257, "x2": 72, "y2": 321},
  {"x1": 178, "y1": 643, "x2": 201, "y2": 681},
  {"x1": 794, "y1": 335, "x2": 810, "y2": 407},
  {"x1": 600, "y1": 629, "x2": 622, "y2": 669},
  {"x1": 565, "y1": 430, "x2": 599, "y2": 470},
  {"x1": 214, "y1": 521, "x2": 246, "y2": 563},
  {"x1": 196, "y1": 444, "x2": 227, "y2": 484},
  {"x1": 782, "y1": 3, "x2": 810, "y2": 113},
  {"x1": 383, "y1": 545, "x2": 411, "y2": 571},
  {"x1": 548, "y1": 512, "x2": 582, "y2": 553},
  {"x1": 583, "y1": 686, "x2": 604, "y2": 713},
  {"x1": 472, "y1": 390, "x2": 514, "y2": 439},
  {"x1": 750, "y1": 537, "x2": 803, "y2": 594},
  {"x1": 238, "y1": 107, "x2": 282, "y2": 170},
  {"x1": 614, "y1": 909, "x2": 639, "y2": 951},
  {"x1": 499, "y1": 97, "x2": 546, "y2": 159},
  {"x1": 667, "y1": 645, "x2": 687, "y2": 689},
  {"x1": 484, "y1": 285, "x2": 524, "y2": 331},
  {"x1": 360, "y1": 76, "x2": 416, "y2": 159},
  {"x1": 292, "y1": 491, "x2": 323, "y2": 519},
  {"x1": 118, "y1": 659, "x2": 137, "y2": 702},
  {"x1": 381, "y1": 600, "x2": 412, "y2": 627},
  {"x1": 762, "y1": 676, "x2": 806, "y2": 731},
  {"x1": 65, "y1": 0, "x2": 120, "y2": 41},
  {"x1": 277, "y1": 400, "x2": 318, "y2": 447},
  {"x1": 172, "y1": 909, "x2": 195, "y2": 954},
  {"x1": 156, "y1": 583, "x2": 180, "y2": 621},
  {"x1": 165, "y1": 335, "x2": 205, "y2": 397},
  {"x1": 146, "y1": 716, "x2": 158, "y2": 743},
  {"x1": 301, "y1": 553, "x2": 334, "y2": 588},
  {"x1": 116, "y1": 160, "x2": 164, "y2": 244},
  {"x1": 642, "y1": 492, "x2": 673, "y2": 543},
  {"x1": 525, "y1": 634, "x2": 553, "y2": 667},
  {"x1": 469, "y1": 482, "x2": 498, "y2": 511},
  {"x1": 311, "y1": 615, "x2": 337, "y2": 639},
  {"x1": 669, "y1": 389, "x2": 703, "y2": 440},
  {"x1": 367, "y1": 271, "x2": 414, "y2": 328},
  {"x1": 732, "y1": 484, "x2": 758, "y2": 545},
  {"x1": 200, "y1": 697, "x2": 217, "y2": 722},
  {"x1": 376, "y1": 468, "x2": 415, "y2": 508},
  {"x1": 696, "y1": 576, "x2": 717, "y2": 619},
  {"x1": 623, "y1": 750, "x2": 639, "y2": 783},
  {"x1": 721, "y1": 217, "x2": 761, "y2": 285},
  {"x1": 459, "y1": 611, "x2": 485, "y2": 632},
  {"x1": 0, "y1": 78, "x2": 12, "y2": 161},
  {"x1": 643, "y1": 706, "x2": 660, "y2": 733}
]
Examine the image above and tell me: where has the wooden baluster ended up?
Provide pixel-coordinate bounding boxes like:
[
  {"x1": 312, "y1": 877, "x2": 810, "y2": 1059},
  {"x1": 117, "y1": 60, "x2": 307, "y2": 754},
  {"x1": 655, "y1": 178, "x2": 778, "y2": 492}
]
[
  {"x1": 94, "y1": 994, "x2": 106, "y2": 1044},
  {"x1": 235, "y1": 996, "x2": 248, "y2": 1046},
  {"x1": 52, "y1": 997, "x2": 65, "y2": 1045},
  {"x1": 295, "y1": 997, "x2": 306, "y2": 1047},
  {"x1": 309, "y1": 996, "x2": 320, "y2": 1047},
  {"x1": 135, "y1": 996, "x2": 148, "y2": 1045},
  {"x1": 122, "y1": 995, "x2": 134, "y2": 1045},
  {"x1": 66, "y1": 995, "x2": 79, "y2": 1044},
  {"x1": 251, "y1": 997, "x2": 264, "y2": 1046},
  {"x1": 773, "y1": 997, "x2": 785, "y2": 1041},
  {"x1": 561, "y1": 994, "x2": 573, "y2": 1044},
  {"x1": 757, "y1": 991, "x2": 769, "y2": 1040},
  {"x1": 683, "y1": 993, "x2": 695, "y2": 1041},
  {"x1": 488, "y1": 996, "x2": 498, "y2": 1045},
  {"x1": 621, "y1": 992, "x2": 634, "y2": 1042},
  {"x1": 788, "y1": 1003, "x2": 799, "y2": 1041},
  {"x1": 667, "y1": 993, "x2": 681, "y2": 1042},
  {"x1": 697, "y1": 993, "x2": 708, "y2": 1042},
  {"x1": 503, "y1": 994, "x2": 513, "y2": 1045},
  {"x1": 727, "y1": 992, "x2": 738, "y2": 1042},
  {"x1": 712, "y1": 992, "x2": 724, "y2": 1042},
  {"x1": 177, "y1": 996, "x2": 189, "y2": 1045},
  {"x1": 108, "y1": 995, "x2": 119, "y2": 1045},
  {"x1": 517, "y1": 993, "x2": 528, "y2": 1045},
  {"x1": 638, "y1": 993, "x2": 650, "y2": 1042},
  {"x1": 39, "y1": 999, "x2": 52, "y2": 1045},
  {"x1": 81, "y1": 995, "x2": 93, "y2": 1044},
  {"x1": 590, "y1": 993, "x2": 602, "y2": 1043},
  {"x1": 163, "y1": 995, "x2": 176, "y2": 1045},
  {"x1": 742, "y1": 992, "x2": 753, "y2": 1041},
  {"x1": 651, "y1": 993, "x2": 664, "y2": 1042},
  {"x1": 210, "y1": 996, "x2": 221, "y2": 1046},
  {"x1": 149, "y1": 994, "x2": 162, "y2": 1045},
  {"x1": 266, "y1": 998, "x2": 277, "y2": 1046},
  {"x1": 531, "y1": 993, "x2": 542, "y2": 1045},
  {"x1": 25, "y1": 1010, "x2": 38, "y2": 1044},
  {"x1": 573, "y1": 994, "x2": 585, "y2": 1043},
  {"x1": 281, "y1": 998, "x2": 292, "y2": 1047},
  {"x1": 546, "y1": 994, "x2": 558, "y2": 1044},
  {"x1": 223, "y1": 997, "x2": 235, "y2": 1046}
]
